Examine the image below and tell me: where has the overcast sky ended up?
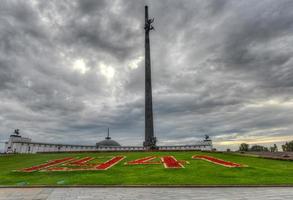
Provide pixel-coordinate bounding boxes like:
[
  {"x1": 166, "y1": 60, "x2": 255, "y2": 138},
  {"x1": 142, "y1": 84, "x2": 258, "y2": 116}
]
[{"x1": 1, "y1": 0, "x2": 293, "y2": 151}]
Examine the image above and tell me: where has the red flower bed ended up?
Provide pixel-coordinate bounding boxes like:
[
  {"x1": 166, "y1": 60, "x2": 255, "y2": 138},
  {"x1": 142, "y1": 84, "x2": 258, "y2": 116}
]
[
  {"x1": 95, "y1": 156, "x2": 125, "y2": 170},
  {"x1": 21, "y1": 157, "x2": 73, "y2": 172},
  {"x1": 46, "y1": 167, "x2": 67, "y2": 171},
  {"x1": 40, "y1": 156, "x2": 125, "y2": 171},
  {"x1": 19, "y1": 155, "x2": 191, "y2": 172},
  {"x1": 69, "y1": 157, "x2": 94, "y2": 165},
  {"x1": 161, "y1": 156, "x2": 184, "y2": 168},
  {"x1": 126, "y1": 156, "x2": 161, "y2": 165},
  {"x1": 46, "y1": 167, "x2": 94, "y2": 171},
  {"x1": 192, "y1": 155, "x2": 244, "y2": 167}
]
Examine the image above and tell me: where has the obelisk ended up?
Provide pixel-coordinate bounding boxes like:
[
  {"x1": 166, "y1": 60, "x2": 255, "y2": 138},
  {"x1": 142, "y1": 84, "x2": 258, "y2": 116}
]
[{"x1": 143, "y1": 6, "x2": 156, "y2": 149}]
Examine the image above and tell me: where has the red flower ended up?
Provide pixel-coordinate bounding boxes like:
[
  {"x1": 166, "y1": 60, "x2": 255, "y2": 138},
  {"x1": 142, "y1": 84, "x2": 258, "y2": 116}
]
[
  {"x1": 126, "y1": 156, "x2": 161, "y2": 165},
  {"x1": 161, "y1": 156, "x2": 184, "y2": 168},
  {"x1": 69, "y1": 157, "x2": 94, "y2": 165},
  {"x1": 21, "y1": 157, "x2": 73, "y2": 172},
  {"x1": 192, "y1": 155, "x2": 244, "y2": 167},
  {"x1": 95, "y1": 156, "x2": 125, "y2": 170}
]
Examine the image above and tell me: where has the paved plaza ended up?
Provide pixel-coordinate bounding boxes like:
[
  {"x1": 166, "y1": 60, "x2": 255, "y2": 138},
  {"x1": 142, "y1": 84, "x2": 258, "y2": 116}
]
[{"x1": 0, "y1": 187, "x2": 292, "y2": 200}]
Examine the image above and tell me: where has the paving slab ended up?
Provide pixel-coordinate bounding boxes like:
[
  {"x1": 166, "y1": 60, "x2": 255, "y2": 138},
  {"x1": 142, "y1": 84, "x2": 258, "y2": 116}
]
[{"x1": 0, "y1": 187, "x2": 292, "y2": 200}]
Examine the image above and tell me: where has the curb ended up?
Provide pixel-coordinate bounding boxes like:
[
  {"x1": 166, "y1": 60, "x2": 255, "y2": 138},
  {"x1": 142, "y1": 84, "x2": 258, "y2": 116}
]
[{"x1": 1, "y1": 185, "x2": 293, "y2": 188}]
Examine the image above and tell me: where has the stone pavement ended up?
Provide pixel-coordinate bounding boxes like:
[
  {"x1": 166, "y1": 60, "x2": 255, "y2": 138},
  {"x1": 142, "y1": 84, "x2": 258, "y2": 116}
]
[{"x1": 0, "y1": 187, "x2": 292, "y2": 200}]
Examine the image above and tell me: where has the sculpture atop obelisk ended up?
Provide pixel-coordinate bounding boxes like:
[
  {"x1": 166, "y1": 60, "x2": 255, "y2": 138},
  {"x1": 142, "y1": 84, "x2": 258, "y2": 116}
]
[{"x1": 143, "y1": 6, "x2": 157, "y2": 149}]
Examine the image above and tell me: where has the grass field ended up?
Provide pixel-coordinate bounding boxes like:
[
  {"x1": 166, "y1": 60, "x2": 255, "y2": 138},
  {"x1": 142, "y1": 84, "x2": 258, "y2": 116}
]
[{"x1": 0, "y1": 151, "x2": 293, "y2": 186}]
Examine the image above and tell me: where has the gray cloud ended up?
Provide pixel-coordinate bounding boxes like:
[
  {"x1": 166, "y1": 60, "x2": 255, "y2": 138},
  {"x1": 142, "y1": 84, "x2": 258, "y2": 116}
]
[{"x1": 1, "y1": 0, "x2": 293, "y2": 151}]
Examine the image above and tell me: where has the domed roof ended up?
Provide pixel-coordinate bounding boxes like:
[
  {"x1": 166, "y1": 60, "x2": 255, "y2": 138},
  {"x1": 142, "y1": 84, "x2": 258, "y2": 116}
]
[
  {"x1": 96, "y1": 128, "x2": 121, "y2": 147},
  {"x1": 96, "y1": 139, "x2": 121, "y2": 147}
]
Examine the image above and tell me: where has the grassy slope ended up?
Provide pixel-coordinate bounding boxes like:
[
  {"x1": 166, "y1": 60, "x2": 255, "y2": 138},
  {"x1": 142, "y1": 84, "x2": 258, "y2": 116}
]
[{"x1": 0, "y1": 151, "x2": 293, "y2": 185}]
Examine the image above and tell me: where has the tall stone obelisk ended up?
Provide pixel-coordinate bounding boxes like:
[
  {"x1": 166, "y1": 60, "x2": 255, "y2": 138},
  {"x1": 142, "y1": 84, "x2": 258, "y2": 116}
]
[{"x1": 143, "y1": 6, "x2": 156, "y2": 149}]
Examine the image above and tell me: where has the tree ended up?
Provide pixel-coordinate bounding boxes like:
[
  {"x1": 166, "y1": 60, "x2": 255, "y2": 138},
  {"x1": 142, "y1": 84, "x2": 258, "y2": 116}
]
[
  {"x1": 269, "y1": 144, "x2": 278, "y2": 152},
  {"x1": 274, "y1": 144, "x2": 278, "y2": 152},
  {"x1": 239, "y1": 143, "x2": 249, "y2": 151},
  {"x1": 250, "y1": 145, "x2": 269, "y2": 152},
  {"x1": 282, "y1": 141, "x2": 293, "y2": 152}
]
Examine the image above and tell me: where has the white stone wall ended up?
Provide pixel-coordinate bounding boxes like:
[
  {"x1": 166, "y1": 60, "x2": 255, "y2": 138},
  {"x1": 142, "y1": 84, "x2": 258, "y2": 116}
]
[
  {"x1": 5, "y1": 142, "x2": 213, "y2": 153},
  {"x1": 4, "y1": 136, "x2": 32, "y2": 153},
  {"x1": 5, "y1": 135, "x2": 213, "y2": 153},
  {"x1": 4, "y1": 142, "x2": 97, "y2": 153}
]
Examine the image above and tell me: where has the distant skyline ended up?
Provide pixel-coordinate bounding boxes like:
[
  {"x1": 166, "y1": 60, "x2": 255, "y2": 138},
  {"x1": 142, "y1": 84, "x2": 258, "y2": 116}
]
[{"x1": 1, "y1": 0, "x2": 293, "y2": 151}]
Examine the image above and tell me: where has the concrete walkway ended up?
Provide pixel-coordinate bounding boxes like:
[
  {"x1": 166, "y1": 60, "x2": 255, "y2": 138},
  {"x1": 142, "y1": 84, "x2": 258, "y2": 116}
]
[{"x1": 0, "y1": 187, "x2": 292, "y2": 200}]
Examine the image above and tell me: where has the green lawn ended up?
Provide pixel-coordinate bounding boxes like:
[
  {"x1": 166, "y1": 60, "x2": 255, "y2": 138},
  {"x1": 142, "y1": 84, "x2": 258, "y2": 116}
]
[{"x1": 0, "y1": 151, "x2": 293, "y2": 186}]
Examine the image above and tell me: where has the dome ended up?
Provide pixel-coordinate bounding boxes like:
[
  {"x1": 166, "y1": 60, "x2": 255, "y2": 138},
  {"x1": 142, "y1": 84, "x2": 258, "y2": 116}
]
[
  {"x1": 96, "y1": 129, "x2": 121, "y2": 147},
  {"x1": 96, "y1": 139, "x2": 121, "y2": 147}
]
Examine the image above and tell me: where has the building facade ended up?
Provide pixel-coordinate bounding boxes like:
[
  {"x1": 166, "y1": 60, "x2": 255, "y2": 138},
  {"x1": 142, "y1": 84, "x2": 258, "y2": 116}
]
[
  {"x1": 4, "y1": 132, "x2": 212, "y2": 153},
  {"x1": 4, "y1": 134, "x2": 96, "y2": 153}
]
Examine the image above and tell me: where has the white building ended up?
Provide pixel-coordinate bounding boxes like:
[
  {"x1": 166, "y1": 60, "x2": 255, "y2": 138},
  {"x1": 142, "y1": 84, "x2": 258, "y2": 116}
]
[
  {"x1": 4, "y1": 133, "x2": 97, "y2": 153},
  {"x1": 4, "y1": 131, "x2": 213, "y2": 153}
]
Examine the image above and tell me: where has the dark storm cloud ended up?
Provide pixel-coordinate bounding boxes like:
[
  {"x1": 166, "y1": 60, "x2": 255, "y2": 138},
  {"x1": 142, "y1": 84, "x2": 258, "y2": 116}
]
[{"x1": 1, "y1": 0, "x2": 293, "y2": 151}]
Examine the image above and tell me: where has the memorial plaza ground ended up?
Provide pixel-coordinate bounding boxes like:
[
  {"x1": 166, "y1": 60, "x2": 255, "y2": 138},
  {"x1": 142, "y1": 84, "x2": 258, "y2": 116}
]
[
  {"x1": 0, "y1": 151, "x2": 293, "y2": 186},
  {"x1": 1, "y1": 187, "x2": 293, "y2": 200}
]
